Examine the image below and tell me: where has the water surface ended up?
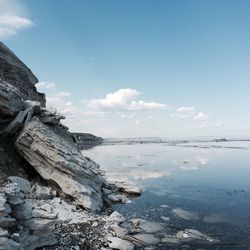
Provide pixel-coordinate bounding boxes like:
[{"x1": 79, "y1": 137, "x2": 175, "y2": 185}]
[{"x1": 82, "y1": 140, "x2": 250, "y2": 249}]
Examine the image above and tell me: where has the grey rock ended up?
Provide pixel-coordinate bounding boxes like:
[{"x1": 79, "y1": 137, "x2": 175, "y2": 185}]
[
  {"x1": 13, "y1": 201, "x2": 33, "y2": 220},
  {"x1": 0, "y1": 216, "x2": 16, "y2": 228},
  {"x1": 108, "y1": 211, "x2": 126, "y2": 223},
  {"x1": 0, "y1": 237, "x2": 20, "y2": 250},
  {"x1": 15, "y1": 117, "x2": 103, "y2": 211},
  {"x1": 129, "y1": 220, "x2": 163, "y2": 234},
  {"x1": 162, "y1": 235, "x2": 179, "y2": 244},
  {"x1": 4, "y1": 108, "x2": 32, "y2": 134},
  {"x1": 0, "y1": 42, "x2": 45, "y2": 106},
  {"x1": 4, "y1": 183, "x2": 23, "y2": 205},
  {"x1": 111, "y1": 224, "x2": 128, "y2": 238},
  {"x1": 8, "y1": 176, "x2": 31, "y2": 193},
  {"x1": 39, "y1": 114, "x2": 65, "y2": 125},
  {"x1": 0, "y1": 227, "x2": 8, "y2": 237},
  {"x1": 72, "y1": 132, "x2": 103, "y2": 149},
  {"x1": 132, "y1": 233, "x2": 160, "y2": 245},
  {"x1": 0, "y1": 79, "x2": 24, "y2": 119}
]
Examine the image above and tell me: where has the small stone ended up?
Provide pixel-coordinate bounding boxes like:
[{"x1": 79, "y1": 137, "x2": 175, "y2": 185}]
[{"x1": 92, "y1": 221, "x2": 98, "y2": 227}]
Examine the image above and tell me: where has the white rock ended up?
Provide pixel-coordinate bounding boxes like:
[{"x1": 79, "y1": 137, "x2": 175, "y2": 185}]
[
  {"x1": 107, "y1": 236, "x2": 134, "y2": 250},
  {"x1": 111, "y1": 224, "x2": 128, "y2": 238}
]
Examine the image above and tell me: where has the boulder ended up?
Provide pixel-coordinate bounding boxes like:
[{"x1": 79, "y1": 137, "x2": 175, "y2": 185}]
[{"x1": 15, "y1": 117, "x2": 104, "y2": 211}]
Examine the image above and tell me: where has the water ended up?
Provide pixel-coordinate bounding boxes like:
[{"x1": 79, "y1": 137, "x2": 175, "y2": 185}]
[{"x1": 82, "y1": 140, "x2": 250, "y2": 249}]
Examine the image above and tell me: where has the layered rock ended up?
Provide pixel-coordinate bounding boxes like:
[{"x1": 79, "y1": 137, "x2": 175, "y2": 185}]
[
  {"x1": 0, "y1": 42, "x2": 45, "y2": 106},
  {"x1": 15, "y1": 117, "x2": 104, "y2": 211}
]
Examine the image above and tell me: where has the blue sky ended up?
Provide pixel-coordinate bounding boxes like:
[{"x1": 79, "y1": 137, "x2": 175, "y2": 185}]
[{"x1": 1, "y1": 0, "x2": 250, "y2": 137}]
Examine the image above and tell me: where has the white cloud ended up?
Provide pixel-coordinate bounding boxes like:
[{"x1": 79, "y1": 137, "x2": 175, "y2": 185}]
[
  {"x1": 173, "y1": 106, "x2": 209, "y2": 121},
  {"x1": 36, "y1": 81, "x2": 56, "y2": 90},
  {"x1": 193, "y1": 112, "x2": 209, "y2": 121},
  {"x1": 0, "y1": 1, "x2": 33, "y2": 38},
  {"x1": 176, "y1": 107, "x2": 195, "y2": 113},
  {"x1": 88, "y1": 88, "x2": 167, "y2": 111}
]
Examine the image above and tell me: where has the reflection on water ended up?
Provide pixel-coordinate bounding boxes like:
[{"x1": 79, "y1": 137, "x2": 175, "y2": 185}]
[{"x1": 82, "y1": 141, "x2": 250, "y2": 248}]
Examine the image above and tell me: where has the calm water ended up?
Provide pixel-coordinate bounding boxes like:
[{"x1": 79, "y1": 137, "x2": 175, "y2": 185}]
[{"x1": 82, "y1": 140, "x2": 250, "y2": 249}]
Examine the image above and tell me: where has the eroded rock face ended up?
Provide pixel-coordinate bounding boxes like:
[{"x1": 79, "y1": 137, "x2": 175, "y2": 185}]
[
  {"x1": 0, "y1": 42, "x2": 45, "y2": 106},
  {"x1": 15, "y1": 117, "x2": 104, "y2": 211}
]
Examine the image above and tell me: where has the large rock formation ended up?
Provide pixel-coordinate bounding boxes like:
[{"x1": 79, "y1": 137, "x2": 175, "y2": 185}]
[
  {"x1": 15, "y1": 117, "x2": 104, "y2": 211},
  {"x1": 0, "y1": 42, "x2": 45, "y2": 106}
]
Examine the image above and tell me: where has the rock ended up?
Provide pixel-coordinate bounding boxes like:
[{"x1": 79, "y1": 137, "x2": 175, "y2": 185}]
[
  {"x1": 8, "y1": 176, "x2": 31, "y2": 193},
  {"x1": 111, "y1": 181, "x2": 142, "y2": 195},
  {"x1": 132, "y1": 233, "x2": 160, "y2": 245},
  {"x1": 176, "y1": 229, "x2": 219, "y2": 243},
  {"x1": 0, "y1": 216, "x2": 16, "y2": 228},
  {"x1": 102, "y1": 187, "x2": 113, "y2": 195},
  {"x1": 108, "y1": 211, "x2": 126, "y2": 223},
  {"x1": 130, "y1": 219, "x2": 163, "y2": 233},
  {"x1": 15, "y1": 117, "x2": 103, "y2": 211},
  {"x1": 0, "y1": 194, "x2": 7, "y2": 213},
  {"x1": 107, "y1": 236, "x2": 134, "y2": 250},
  {"x1": 4, "y1": 108, "x2": 33, "y2": 134},
  {"x1": 71, "y1": 132, "x2": 103, "y2": 149},
  {"x1": 0, "y1": 42, "x2": 45, "y2": 106},
  {"x1": 32, "y1": 206, "x2": 58, "y2": 220},
  {"x1": 172, "y1": 208, "x2": 199, "y2": 220},
  {"x1": 23, "y1": 100, "x2": 41, "y2": 114},
  {"x1": 0, "y1": 227, "x2": 8, "y2": 237},
  {"x1": 39, "y1": 114, "x2": 65, "y2": 125},
  {"x1": 111, "y1": 224, "x2": 128, "y2": 238},
  {"x1": 13, "y1": 201, "x2": 33, "y2": 220},
  {"x1": 0, "y1": 80, "x2": 24, "y2": 119},
  {"x1": 203, "y1": 213, "x2": 226, "y2": 223},
  {"x1": 160, "y1": 216, "x2": 170, "y2": 222},
  {"x1": 4, "y1": 183, "x2": 23, "y2": 205},
  {"x1": 108, "y1": 194, "x2": 130, "y2": 204},
  {"x1": 162, "y1": 235, "x2": 179, "y2": 244},
  {"x1": 31, "y1": 183, "x2": 55, "y2": 200},
  {"x1": 0, "y1": 237, "x2": 20, "y2": 250}
]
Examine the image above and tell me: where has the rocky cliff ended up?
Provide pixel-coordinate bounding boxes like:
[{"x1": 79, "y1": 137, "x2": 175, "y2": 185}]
[
  {"x1": 0, "y1": 43, "x2": 105, "y2": 248},
  {"x1": 0, "y1": 42, "x2": 45, "y2": 106},
  {"x1": 0, "y1": 43, "x2": 142, "y2": 250}
]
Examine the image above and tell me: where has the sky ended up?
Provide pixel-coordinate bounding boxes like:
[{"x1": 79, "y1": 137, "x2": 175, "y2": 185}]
[{"x1": 0, "y1": 0, "x2": 250, "y2": 138}]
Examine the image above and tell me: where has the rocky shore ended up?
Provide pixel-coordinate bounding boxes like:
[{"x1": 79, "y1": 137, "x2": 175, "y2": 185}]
[{"x1": 0, "y1": 42, "x2": 145, "y2": 249}]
